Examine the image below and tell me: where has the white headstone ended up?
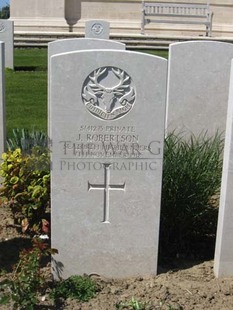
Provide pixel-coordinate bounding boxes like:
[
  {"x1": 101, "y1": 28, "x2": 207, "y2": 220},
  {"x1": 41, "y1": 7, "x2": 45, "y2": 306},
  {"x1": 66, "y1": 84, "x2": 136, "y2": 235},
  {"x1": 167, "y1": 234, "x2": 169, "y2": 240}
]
[
  {"x1": 50, "y1": 50, "x2": 167, "y2": 279},
  {"x1": 0, "y1": 20, "x2": 14, "y2": 69},
  {"x1": 85, "y1": 20, "x2": 110, "y2": 39},
  {"x1": 214, "y1": 59, "x2": 233, "y2": 278},
  {"x1": 0, "y1": 41, "x2": 5, "y2": 157},
  {"x1": 48, "y1": 38, "x2": 125, "y2": 60},
  {"x1": 166, "y1": 41, "x2": 233, "y2": 137},
  {"x1": 48, "y1": 38, "x2": 125, "y2": 137}
]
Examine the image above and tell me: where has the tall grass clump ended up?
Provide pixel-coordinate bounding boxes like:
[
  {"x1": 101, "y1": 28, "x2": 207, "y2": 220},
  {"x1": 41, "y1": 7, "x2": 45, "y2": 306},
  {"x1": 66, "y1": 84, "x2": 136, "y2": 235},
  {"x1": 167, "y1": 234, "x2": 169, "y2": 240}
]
[
  {"x1": 160, "y1": 132, "x2": 224, "y2": 260},
  {"x1": 7, "y1": 128, "x2": 48, "y2": 154}
]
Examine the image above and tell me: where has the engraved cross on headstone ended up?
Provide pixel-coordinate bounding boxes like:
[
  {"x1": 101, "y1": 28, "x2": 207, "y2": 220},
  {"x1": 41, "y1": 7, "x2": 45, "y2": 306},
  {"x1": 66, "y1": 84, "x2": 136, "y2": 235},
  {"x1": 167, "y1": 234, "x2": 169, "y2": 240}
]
[{"x1": 88, "y1": 163, "x2": 125, "y2": 223}]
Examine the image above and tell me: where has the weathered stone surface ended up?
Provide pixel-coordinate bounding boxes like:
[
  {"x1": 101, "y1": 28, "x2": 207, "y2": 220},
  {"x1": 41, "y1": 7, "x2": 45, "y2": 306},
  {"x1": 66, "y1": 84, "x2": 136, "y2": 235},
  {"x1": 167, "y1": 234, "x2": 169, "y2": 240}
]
[
  {"x1": 0, "y1": 41, "x2": 5, "y2": 157},
  {"x1": 214, "y1": 59, "x2": 233, "y2": 278},
  {"x1": 166, "y1": 41, "x2": 233, "y2": 137},
  {"x1": 48, "y1": 38, "x2": 125, "y2": 137},
  {"x1": 0, "y1": 20, "x2": 13, "y2": 69},
  {"x1": 50, "y1": 50, "x2": 167, "y2": 279}
]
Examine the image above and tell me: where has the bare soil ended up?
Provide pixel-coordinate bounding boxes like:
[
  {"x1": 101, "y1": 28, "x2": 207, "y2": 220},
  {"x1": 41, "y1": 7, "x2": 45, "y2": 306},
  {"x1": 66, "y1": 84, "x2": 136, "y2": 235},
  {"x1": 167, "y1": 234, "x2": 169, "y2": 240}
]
[{"x1": 1, "y1": 204, "x2": 233, "y2": 310}]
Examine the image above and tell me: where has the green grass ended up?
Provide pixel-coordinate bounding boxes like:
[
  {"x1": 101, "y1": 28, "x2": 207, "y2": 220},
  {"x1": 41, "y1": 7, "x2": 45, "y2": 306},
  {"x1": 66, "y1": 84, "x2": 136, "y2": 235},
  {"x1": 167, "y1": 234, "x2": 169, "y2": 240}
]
[
  {"x1": 14, "y1": 48, "x2": 48, "y2": 71},
  {"x1": 6, "y1": 48, "x2": 48, "y2": 136},
  {"x1": 6, "y1": 70, "x2": 47, "y2": 136}
]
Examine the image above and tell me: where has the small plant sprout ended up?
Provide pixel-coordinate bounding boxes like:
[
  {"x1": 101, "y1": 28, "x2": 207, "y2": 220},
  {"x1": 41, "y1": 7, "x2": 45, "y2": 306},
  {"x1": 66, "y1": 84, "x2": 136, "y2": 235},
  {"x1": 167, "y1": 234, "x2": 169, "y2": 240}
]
[
  {"x1": 0, "y1": 237, "x2": 57, "y2": 309},
  {"x1": 50, "y1": 275, "x2": 98, "y2": 303},
  {"x1": 116, "y1": 297, "x2": 149, "y2": 310}
]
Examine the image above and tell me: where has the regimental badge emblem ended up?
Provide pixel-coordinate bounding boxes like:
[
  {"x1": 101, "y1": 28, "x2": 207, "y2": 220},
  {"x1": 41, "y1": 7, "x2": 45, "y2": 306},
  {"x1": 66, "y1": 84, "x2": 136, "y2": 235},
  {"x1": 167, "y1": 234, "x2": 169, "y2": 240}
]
[
  {"x1": 91, "y1": 23, "x2": 104, "y2": 35},
  {"x1": 82, "y1": 66, "x2": 136, "y2": 120}
]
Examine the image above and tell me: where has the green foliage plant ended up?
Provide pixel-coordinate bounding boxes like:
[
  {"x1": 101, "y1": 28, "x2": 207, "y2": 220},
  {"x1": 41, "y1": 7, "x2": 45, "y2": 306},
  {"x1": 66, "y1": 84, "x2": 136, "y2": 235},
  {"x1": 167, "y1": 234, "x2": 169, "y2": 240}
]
[
  {"x1": 7, "y1": 128, "x2": 49, "y2": 154},
  {"x1": 0, "y1": 237, "x2": 57, "y2": 310},
  {"x1": 0, "y1": 147, "x2": 50, "y2": 234},
  {"x1": 160, "y1": 132, "x2": 224, "y2": 259},
  {"x1": 50, "y1": 275, "x2": 98, "y2": 302}
]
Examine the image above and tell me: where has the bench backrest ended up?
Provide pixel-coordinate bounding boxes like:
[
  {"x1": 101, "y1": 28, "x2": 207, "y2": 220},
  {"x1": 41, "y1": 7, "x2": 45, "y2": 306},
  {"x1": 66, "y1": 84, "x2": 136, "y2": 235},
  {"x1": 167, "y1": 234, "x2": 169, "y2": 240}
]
[{"x1": 143, "y1": 3, "x2": 211, "y2": 18}]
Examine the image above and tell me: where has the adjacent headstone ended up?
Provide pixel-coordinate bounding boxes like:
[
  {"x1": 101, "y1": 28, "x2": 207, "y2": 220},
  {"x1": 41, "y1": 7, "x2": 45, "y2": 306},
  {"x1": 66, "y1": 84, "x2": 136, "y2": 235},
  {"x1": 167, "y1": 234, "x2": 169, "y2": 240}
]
[
  {"x1": 48, "y1": 38, "x2": 125, "y2": 60},
  {"x1": 48, "y1": 38, "x2": 125, "y2": 137},
  {"x1": 166, "y1": 41, "x2": 233, "y2": 137},
  {"x1": 0, "y1": 41, "x2": 6, "y2": 157},
  {"x1": 0, "y1": 20, "x2": 14, "y2": 69},
  {"x1": 85, "y1": 20, "x2": 110, "y2": 39},
  {"x1": 214, "y1": 59, "x2": 233, "y2": 278},
  {"x1": 50, "y1": 50, "x2": 167, "y2": 279}
]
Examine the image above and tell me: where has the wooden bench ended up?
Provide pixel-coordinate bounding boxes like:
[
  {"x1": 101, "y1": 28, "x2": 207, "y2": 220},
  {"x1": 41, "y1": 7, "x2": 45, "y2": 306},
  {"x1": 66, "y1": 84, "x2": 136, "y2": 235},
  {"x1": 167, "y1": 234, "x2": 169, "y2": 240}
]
[{"x1": 141, "y1": 1, "x2": 213, "y2": 36}]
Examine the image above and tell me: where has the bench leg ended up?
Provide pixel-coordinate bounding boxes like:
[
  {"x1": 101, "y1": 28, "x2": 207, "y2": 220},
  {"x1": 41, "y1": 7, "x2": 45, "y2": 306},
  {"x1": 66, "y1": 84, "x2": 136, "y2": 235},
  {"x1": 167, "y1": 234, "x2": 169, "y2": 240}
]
[
  {"x1": 206, "y1": 24, "x2": 212, "y2": 37},
  {"x1": 141, "y1": 14, "x2": 145, "y2": 34},
  {"x1": 209, "y1": 18, "x2": 213, "y2": 36},
  {"x1": 206, "y1": 13, "x2": 213, "y2": 37},
  {"x1": 141, "y1": 26, "x2": 145, "y2": 35},
  {"x1": 141, "y1": 16, "x2": 145, "y2": 35}
]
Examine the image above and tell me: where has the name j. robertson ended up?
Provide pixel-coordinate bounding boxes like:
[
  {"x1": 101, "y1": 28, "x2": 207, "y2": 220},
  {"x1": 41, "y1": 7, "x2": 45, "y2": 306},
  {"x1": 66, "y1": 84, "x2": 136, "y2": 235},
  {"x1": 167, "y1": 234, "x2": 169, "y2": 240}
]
[{"x1": 70, "y1": 133, "x2": 139, "y2": 143}]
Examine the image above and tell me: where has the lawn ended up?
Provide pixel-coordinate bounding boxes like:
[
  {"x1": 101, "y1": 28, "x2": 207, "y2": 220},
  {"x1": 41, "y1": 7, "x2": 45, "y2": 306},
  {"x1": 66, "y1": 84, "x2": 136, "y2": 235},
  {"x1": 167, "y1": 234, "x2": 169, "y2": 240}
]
[
  {"x1": 6, "y1": 48, "x2": 48, "y2": 137},
  {"x1": 14, "y1": 48, "x2": 48, "y2": 70},
  {"x1": 5, "y1": 48, "x2": 168, "y2": 138}
]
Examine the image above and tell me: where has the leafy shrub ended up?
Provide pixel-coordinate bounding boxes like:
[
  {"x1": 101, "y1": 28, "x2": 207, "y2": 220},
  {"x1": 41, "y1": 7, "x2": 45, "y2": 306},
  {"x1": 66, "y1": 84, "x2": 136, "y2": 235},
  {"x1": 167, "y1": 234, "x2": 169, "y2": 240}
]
[
  {"x1": 50, "y1": 275, "x2": 98, "y2": 302},
  {"x1": 0, "y1": 237, "x2": 57, "y2": 310},
  {"x1": 7, "y1": 128, "x2": 49, "y2": 154},
  {"x1": 0, "y1": 147, "x2": 50, "y2": 234},
  {"x1": 160, "y1": 132, "x2": 224, "y2": 259}
]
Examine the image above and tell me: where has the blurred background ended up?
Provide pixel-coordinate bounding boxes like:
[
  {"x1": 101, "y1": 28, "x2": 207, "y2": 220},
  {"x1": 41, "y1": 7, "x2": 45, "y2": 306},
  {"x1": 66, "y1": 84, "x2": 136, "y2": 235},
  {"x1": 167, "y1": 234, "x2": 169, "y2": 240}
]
[{"x1": 0, "y1": 0, "x2": 9, "y2": 9}]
